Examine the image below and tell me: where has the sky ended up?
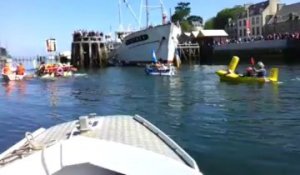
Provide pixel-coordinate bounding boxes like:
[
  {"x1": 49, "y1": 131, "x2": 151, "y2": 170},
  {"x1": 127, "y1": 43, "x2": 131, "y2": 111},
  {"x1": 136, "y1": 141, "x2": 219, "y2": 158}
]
[{"x1": 0, "y1": 0, "x2": 298, "y2": 57}]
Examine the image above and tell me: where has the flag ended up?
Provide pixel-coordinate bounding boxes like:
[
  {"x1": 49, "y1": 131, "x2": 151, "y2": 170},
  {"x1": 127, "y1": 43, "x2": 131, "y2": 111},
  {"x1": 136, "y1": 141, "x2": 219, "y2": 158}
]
[
  {"x1": 246, "y1": 19, "x2": 251, "y2": 35},
  {"x1": 46, "y1": 38, "x2": 56, "y2": 52},
  {"x1": 152, "y1": 50, "x2": 157, "y2": 63}
]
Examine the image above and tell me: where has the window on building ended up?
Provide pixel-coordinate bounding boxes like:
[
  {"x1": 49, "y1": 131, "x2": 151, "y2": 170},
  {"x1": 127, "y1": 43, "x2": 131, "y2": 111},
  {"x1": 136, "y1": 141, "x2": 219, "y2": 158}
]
[
  {"x1": 252, "y1": 27, "x2": 255, "y2": 35},
  {"x1": 240, "y1": 30, "x2": 243, "y2": 37},
  {"x1": 256, "y1": 27, "x2": 260, "y2": 35},
  {"x1": 256, "y1": 17, "x2": 260, "y2": 24},
  {"x1": 252, "y1": 17, "x2": 255, "y2": 25},
  {"x1": 244, "y1": 29, "x2": 246, "y2": 36},
  {"x1": 239, "y1": 20, "x2": 242, "y2": 27},
  {"x1": 243, "y1": 20, "x2": 246, "y2": 26}
]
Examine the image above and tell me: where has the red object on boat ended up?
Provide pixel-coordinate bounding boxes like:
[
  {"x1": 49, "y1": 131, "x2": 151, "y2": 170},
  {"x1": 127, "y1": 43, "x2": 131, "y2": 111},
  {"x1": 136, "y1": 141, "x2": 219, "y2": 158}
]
[{"x1": 250, "y1": 57, "x2": 255, "y2": 66}]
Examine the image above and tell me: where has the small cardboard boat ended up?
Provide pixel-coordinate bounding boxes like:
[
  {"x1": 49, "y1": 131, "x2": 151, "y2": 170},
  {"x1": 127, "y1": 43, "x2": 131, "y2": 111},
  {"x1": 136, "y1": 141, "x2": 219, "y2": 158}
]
[
  {"x1": 145, "y1": 64, "x2": 176, "y2": 76},
  {"x1": 216, "y1": 56, "x2": 279, "y2": 83},
  {"x1": 2, "y1": 73, "x2": 24, "y2": 81}
]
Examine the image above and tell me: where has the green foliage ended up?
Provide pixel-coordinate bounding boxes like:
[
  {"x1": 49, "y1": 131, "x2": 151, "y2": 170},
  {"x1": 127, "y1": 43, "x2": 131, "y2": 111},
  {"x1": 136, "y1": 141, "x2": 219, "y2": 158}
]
[
  {"x1": 172, "y1": 2, "x2": 191, "y2": 22},
  {"x1": 187, "y1": 15, "x2": 203, "y2": 24},
  {"x1": 207, "y1": 6, "x2": 245, "y2": 29},
  {"x1": 171, "y1": 2, "x2": 203, "y2": 32},
  {"x1": 180, "y1": 20, "x2": 192, "y2": 32},
  {"x1": 204, "y1": 17, "x2": 215, "y2": 29}
]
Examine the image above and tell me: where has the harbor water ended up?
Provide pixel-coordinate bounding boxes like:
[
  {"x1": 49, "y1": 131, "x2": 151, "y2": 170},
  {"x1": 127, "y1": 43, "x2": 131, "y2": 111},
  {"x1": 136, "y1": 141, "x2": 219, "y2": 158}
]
[{"x1": 1, "y1": 64, "x2": 300, "y2": 175}]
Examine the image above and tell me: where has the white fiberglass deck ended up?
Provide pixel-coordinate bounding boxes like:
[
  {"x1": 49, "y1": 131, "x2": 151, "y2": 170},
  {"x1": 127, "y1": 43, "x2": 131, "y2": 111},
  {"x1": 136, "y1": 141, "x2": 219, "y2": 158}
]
[
  {"x1": 35, "y1": 115, "x2": 184, "y2": 162},
  {"x1": 0, "y1": 115, "x2": 200, "y2": 175}
]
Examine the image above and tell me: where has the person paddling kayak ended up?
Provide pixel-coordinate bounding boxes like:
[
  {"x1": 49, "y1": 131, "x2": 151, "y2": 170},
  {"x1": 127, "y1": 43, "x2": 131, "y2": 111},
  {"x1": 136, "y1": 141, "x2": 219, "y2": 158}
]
[{"x1": 254, "y1": 61, "x2": 267, "y2": 78}]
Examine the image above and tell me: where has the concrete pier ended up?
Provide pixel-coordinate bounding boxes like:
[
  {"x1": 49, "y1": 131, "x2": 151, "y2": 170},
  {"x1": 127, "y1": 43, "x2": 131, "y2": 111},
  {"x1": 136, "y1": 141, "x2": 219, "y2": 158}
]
[{"x1": 71, "y1": 31, "x2": 108, "y2": 68}]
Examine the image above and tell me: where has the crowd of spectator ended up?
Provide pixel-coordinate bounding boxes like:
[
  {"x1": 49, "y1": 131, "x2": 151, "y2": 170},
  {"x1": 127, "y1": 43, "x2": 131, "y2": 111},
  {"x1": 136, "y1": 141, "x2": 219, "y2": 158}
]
[
  {"x1": 73, "y1": 30, "x2": 104, "y2": 41},
  {"x1": 265, "y1": 32, "x2": 300, "y2": 40},
  {"x1": 213, "y1": 31, "x2": 300, "y2": 46}
]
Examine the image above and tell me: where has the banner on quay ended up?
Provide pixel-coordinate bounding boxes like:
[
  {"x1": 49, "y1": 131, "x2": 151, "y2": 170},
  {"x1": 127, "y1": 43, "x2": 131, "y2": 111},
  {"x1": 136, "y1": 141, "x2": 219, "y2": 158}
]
[{"x1": 46, "y1": 38, "x2": 56, "y2": 52}]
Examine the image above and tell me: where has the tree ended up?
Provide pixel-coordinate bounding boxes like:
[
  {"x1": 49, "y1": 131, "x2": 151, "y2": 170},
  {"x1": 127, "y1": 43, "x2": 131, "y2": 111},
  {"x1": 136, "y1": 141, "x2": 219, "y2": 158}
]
[
  {"x1": 187, "y1": 15, "x2": 203, "y2": 24},
  {"x1": 205, "y1": 6, "x2": 245, "y2": 29},
  {"x1": 171, "y1": 2, "x2": 191, "y2": 22},
  {"x1": 171, "y1": 2, "x2": 203, "y2": 32},
  {"x1": 204, "y1": 17, "x2": 215, "y2": 29},
  {"x1": 180, "y1": 20, "x2": 192, "y2": 31}
]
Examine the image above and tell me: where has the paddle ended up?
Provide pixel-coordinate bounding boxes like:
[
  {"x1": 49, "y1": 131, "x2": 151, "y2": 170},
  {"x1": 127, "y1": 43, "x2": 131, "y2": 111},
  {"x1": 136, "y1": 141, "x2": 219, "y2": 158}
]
[{"x1": 250, "y1": 57, "x2": 255, "y2": 66}]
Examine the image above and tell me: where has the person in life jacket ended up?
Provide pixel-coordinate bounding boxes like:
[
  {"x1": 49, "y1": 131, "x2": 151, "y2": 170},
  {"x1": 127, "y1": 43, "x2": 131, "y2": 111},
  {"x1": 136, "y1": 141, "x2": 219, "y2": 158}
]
[
  {"x1": 16, "y1": 63, "x2": 25, "y2": 75},
  {"x1": 2, "y1": 63, "x2": 11, "y2": 75},
  {"x1": 254, "y1": 61, "x2": 267, "y2": 78},
  {"x1": 244, "y1": 66, "x2": 255, "y2": 77},
  {"x1": 37, "y1": 61, "x2": 46, "y2": 76}
]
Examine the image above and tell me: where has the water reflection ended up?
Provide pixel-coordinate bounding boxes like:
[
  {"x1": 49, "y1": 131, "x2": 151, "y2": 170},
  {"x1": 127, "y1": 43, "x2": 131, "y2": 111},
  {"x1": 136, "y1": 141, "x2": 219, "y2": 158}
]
[
  {"x1": 39, "y1": 81, "x2": 59, "y2": 107},
  {"x1": 1, "y1": 81, "x2": 27, "y2": 97},
  {"x1": 167, "y1": 76, "x2": 184, "y2": 111},
  {"x1": 48, "y1": 83, "x2": 59, "y2": 107},
  {"x1": 2, "y1": 81, "x2": 15, "y2": 96}
]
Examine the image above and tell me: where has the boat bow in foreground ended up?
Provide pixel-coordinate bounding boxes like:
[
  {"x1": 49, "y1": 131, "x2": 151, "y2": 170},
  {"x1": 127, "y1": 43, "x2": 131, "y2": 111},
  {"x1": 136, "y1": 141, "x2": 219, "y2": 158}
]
[{"x1": 0, "y1": 114, "x2": 202, "y2": 175}]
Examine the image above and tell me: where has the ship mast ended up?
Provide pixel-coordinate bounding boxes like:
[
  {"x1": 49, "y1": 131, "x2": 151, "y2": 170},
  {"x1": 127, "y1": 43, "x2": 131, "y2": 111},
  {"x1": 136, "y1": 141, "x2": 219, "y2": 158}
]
[
  {"x1": 159, "y1": 0, "x2": 166, "y2": 24},
  {"x1": 145, "y1": 0, "x2": 149, "y2": 27},
  {"x1": 118, "y1": 0, "x2": 122, "y2": 30}
]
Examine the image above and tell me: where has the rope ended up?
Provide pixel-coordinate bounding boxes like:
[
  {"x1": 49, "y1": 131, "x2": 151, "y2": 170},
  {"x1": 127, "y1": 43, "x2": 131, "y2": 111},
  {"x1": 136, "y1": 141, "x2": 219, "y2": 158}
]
[
  {"x1": 0, "y1": 132, "x2": 56, "y2": 166},
  {"x1": 26, "y1": 132, "x2": 44, "y2": 150}
]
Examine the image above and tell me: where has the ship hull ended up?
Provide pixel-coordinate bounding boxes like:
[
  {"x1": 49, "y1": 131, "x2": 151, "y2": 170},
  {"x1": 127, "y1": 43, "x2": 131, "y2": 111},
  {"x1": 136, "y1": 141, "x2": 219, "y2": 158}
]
[{"x1": 115, "y1": 23, "x2": 181, "y2": 65}]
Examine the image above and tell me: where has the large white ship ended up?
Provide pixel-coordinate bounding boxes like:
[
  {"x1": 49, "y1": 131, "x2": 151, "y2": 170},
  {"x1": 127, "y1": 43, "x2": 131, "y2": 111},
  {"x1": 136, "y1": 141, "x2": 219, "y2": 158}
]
[
  {"x1": 112, "y1": 0, "x2": 182, "y2": 65},
  {"x1": 115, "y1": 23, "x2": 181, "y2": 65}
]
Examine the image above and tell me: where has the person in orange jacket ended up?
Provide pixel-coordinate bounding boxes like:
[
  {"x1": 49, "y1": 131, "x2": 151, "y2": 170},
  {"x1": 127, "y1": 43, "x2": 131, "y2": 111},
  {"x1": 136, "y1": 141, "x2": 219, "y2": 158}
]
[
  {"x1": 2, "y1": 63, "x2": 11, "y2": 75},
  {"x1": 16, "y1": 63, "x2": 25, "y2": 75}
]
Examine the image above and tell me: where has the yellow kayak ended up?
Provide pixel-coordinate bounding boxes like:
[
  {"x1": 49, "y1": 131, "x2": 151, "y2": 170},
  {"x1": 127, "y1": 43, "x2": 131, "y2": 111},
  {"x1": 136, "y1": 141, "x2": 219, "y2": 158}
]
[{"x1": 216, "y1": 56, "x2": 279, "y2": 83}]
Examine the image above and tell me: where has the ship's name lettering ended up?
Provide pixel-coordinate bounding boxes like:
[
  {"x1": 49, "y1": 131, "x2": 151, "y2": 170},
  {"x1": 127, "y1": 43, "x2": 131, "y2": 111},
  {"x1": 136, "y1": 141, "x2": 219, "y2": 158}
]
[{"x1": 125, "y1": 34, "x2": 149, "y2": 45}]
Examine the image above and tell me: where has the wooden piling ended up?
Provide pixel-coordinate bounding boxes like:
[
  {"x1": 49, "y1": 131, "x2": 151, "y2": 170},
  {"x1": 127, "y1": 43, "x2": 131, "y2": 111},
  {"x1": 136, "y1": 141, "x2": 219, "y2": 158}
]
[
  {"x1": 177, "y1": 43, "x2": 201, "y2": 64},
  {"x1": 71, "y1": 31, "x2": 108, "y2": 69}
]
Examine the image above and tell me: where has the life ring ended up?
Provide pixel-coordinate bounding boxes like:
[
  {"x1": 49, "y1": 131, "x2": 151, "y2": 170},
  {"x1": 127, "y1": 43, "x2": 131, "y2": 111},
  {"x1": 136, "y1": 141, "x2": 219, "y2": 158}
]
[{"x1": 56, "y1": 67, "x2": 64, "y2": 77}]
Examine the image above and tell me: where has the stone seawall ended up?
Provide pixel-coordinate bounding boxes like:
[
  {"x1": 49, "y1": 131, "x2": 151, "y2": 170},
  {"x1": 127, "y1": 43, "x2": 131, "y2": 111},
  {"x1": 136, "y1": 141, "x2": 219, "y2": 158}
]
[{"x1": 211, "y1": 40, "x2": 300, "y2": 65}]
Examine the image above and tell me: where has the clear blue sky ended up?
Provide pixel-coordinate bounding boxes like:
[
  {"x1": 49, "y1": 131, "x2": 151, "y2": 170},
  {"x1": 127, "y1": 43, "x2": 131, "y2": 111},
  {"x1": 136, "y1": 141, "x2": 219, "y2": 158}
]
[{"x1": 0, "y1": 0, "x2": 298, "y2": 57}]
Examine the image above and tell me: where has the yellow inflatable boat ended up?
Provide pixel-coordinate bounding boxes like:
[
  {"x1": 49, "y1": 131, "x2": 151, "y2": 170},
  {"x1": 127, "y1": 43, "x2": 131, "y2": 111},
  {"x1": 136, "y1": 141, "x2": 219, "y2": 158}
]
[{"x1": 216, "y1": 56, "x2": 279, "y2": 83}]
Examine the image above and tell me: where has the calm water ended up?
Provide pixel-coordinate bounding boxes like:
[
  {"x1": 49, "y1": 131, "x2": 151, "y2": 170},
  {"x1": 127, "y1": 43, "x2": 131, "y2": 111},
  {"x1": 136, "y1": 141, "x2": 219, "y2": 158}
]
[{"x1": 1, "y1": 65, "x2": 300, "y2": 175}]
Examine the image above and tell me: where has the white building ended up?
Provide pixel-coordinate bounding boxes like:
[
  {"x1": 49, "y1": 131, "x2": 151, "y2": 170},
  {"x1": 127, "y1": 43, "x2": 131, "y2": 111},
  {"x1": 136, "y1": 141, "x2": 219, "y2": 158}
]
[{"x1": 227, "y1": 0, "x2": 282, "y2": 39}]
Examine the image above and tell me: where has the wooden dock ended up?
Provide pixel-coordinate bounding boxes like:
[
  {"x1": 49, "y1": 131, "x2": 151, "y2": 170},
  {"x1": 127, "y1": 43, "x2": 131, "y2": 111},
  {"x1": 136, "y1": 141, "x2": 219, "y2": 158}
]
[
  {"x1": 71, "y1": 31, "x2": 109, "y2": 69},
  {"x1": 177, "y1": 43, "x2": 200, "y2": 64}
]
